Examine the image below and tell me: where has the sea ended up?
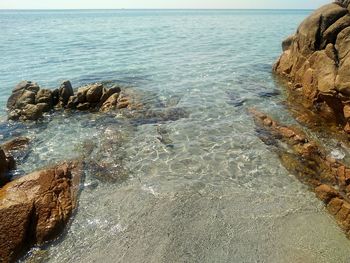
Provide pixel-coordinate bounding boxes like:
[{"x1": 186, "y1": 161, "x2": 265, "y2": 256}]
[{"x1": 1, "y1": 9, "x2": 350, "y2": 263}]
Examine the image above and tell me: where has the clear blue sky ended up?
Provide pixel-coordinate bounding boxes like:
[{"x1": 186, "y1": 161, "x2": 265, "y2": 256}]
[{"x1": 0, "y1": 0, "x2": 332, "y2": 10}]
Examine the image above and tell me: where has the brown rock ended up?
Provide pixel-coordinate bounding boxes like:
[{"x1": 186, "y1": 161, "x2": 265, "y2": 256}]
[
  {"x1": 0, "y1": 148, "x2": 9, "y2": 187},
  {"x1": 12, "y1": 80, "x2": 40, "y2": 94},
  {"x1": 327, "y1": 197, "x2": 344, "y2": 215},
  {"x1": 86, "y1": 83, "x2": 103, "y2": 103},
  {"x1": 100, "y1": 93, "x2": 119, "y2": 112},
  {"x1": 344, "y1": 105, "x2": 350, "y2": 119},
  {"x1": 7, "y1": 81, "x2": 40, "y2": 111},
  {"x1": 315, "y1": 184, "x2": 339, "y2": 203},
  {"x1": 36, "y1": 102, "x2": 51, "y2": 113},
  {"x1": 66, "y1": 95, "x2": 79, "y2": 109},
  {"x1": 344, "y1": 122, "x2": 350, "y2": 134},
  {"x1": 0, "y1": 161, "x2": 82, "y2": 262},
  {"x1": 21, "y1": 104, "x2": 43, "y2": 121},
  {"x1": 336, "y1": 201, "x2": 350, "y2": 223},
  {"x1": 52, "y1": 88, "x2": 60, "y2": 106},
  {"x1": 2, "y1": 137, "x2": 30, "y2": 153},
  {"x1": 35, "y1": 88, "x2": 53, "y2": 108},
  {"x1": 274, "y1": 2, "x2": 350, "y2": 130}
]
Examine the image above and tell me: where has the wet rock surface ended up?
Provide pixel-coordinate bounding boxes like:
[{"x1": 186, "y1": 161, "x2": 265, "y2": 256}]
[
  {"x1": 274, "y1": 0, "x2": 350, "y2": 134},
  {"x1": 250, "y1": 108, "x2": 350, "y2": 238},
  {"x1": 0, "y1": 161, "x2": 83, "y2": 263}
]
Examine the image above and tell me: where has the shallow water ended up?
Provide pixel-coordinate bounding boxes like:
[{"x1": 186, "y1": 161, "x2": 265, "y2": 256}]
[{"x1": 1, "y1": 9, "x2": 350, "y2": 263}]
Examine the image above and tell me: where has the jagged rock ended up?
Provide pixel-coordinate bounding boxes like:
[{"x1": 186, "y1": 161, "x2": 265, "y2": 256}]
[
  {"x1": 250, "y1": 108, "x2": 350, "y2": 238},
  {"x1": 12, "y1": 80, "x2": 40, "y2": 94},
  {"x1": 66, "y1": 95, "x2": 79, "y2": 109},
  {"x1": 1, "y1": 137, "x2": 30, "y2": 167},
  {"x1": 86, "y1": 83, "x2": 103, "y2": 103},
  {"x1": 0, "y1": 161, "x2": 82, "y2": 262},
  {"x1": 274, "y1": 1, "x2": 350, "y2": 133},
  {"x1": 76, "y1": 102, "x2": 91, "y2": 111},
  {"x1": 2, "y1": 136, "x2": 30, "y2": 153},
  {"x1": 15, "y1": 90, "x2": 36, "y2": 109},
  {"x1": 58, "y1": 80, "x2": 74, "y2": 106},
  {"x1": 0, "y1": 148, "x2": 10, "y2": 186},
  {"x1": 7, "y1": 80, "x2": 141, "y2": 121},
  {"x1": 52, "y1": 89, "x2": 60, "y2": 106},
  {"x1": 100, "y1": 93, "x2": 119, "y2": 112},
  {"x1": 35, "y1": 89, "x2": 53, "y2": 109}
]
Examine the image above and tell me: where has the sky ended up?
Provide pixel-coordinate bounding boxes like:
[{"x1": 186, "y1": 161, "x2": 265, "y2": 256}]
[{"x1": 0, "y1": 0, "x2": 332, "y2": 10}]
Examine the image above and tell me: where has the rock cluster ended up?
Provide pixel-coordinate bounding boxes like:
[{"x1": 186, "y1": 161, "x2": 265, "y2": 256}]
[
  {"x1": 274, "y1": 0, "x2": 350, "y2": 133},
  {"x1": 0, "y1": 161, "x2": 82, "y2": 262},
  {"x1": 7, "y1": 80, "x2": 130, "y2": 121},
  {"x1": 250, "y1": 108, "x2": 350, "y2": 237}
]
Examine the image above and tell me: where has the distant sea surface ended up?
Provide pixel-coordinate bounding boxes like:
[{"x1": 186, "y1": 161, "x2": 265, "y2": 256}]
[{"x1": 2, "y1": 10, "x2": 350, "y2": 263}]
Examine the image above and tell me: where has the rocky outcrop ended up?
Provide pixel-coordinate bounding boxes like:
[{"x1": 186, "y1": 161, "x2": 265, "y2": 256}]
[
  {"x1": 7, "y1": 80, "x2": 133, "y2": 121},
  {"x1": 250, "y1": 108, "x2": 350, "y2": 237},
  {"x1": 274, "y1": 0, "x2": 350, "y2": 133},
  {"x1": 0, "y1": 161, "x2": 82, "y2": 262}
]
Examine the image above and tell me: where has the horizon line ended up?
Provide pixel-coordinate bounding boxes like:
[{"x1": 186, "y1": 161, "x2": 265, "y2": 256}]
[{"x1": 0, "y1": 8, "x2": 315, "y2": 11}]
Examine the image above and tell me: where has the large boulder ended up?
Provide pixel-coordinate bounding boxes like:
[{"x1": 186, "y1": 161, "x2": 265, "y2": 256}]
[
  {"x1": 0, "y1": 161, "x2": 82, "y2": 262},
  {"x1": 274, "y1": 1, "x2": 350, "y2": 132}
]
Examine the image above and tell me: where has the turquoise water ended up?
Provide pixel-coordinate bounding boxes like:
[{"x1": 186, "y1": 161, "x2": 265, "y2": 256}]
[{"x1": 2, "y1": 10, "x2": 350, "y2": 263}]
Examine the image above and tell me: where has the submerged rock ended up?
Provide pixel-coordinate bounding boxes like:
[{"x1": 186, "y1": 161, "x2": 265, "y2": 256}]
[
  {"x1": 274, "y1": 1, "x2": 350, "y2": 133},
  {"x1": 250, "y1": 108, "x2": 350, "y2": 238},
  {"x1": 0, "y1": 161, "x2": 83, "y2": 262},
  {"x1": 7, "y1": 81, "x2": 40, "y2": 110}
]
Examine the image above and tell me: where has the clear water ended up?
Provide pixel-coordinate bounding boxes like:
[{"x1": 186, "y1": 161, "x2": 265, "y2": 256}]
[{"x1": 1, "y1": 9, "x2": 350, "y2": 263}]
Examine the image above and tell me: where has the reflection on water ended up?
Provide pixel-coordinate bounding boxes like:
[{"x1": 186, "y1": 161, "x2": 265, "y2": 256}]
[{"x1": 1, "y1": 9, "x2": 350, "y2": 263}]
